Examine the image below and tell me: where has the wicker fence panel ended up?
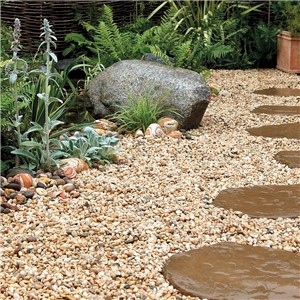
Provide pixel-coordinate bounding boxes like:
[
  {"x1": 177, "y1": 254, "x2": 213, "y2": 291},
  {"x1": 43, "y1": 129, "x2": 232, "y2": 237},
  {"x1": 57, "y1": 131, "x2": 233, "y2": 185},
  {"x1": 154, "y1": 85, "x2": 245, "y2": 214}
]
[{"x1": 1, "y1": 0, "x2": 158, "y2": 55}]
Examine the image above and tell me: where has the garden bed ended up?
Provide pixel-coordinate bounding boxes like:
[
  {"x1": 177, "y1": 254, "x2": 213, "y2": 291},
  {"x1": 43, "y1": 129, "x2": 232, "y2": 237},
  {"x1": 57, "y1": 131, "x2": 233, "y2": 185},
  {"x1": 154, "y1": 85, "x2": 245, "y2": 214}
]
[{"x1": 1, "y1": 69, "x2": 299, "y2": 299}]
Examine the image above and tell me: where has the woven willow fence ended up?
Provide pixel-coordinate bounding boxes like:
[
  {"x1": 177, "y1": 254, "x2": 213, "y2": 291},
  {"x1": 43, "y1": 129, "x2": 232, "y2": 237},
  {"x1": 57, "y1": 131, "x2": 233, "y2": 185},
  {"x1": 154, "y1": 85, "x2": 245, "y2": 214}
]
[{"x1": 1, "y1": 0, "x2": 160, "y2": 55}]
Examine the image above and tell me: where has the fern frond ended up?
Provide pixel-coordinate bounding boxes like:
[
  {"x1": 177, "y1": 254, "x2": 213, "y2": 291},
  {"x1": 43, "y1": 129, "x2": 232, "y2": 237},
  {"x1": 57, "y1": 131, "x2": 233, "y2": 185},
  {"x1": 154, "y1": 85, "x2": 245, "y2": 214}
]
[
  {"x1": 94, "y1": 21, "x2": 121, "y2": 62},
  {"x1": 64, "y1": 33, "x2": 88, "y2": 46},
  {"x1": 174, "y1": 40, "x2": 192, "y2": 67},
  {"x1": 148, "y1": 45, "x2": 173, "y2": 66},
  {"x1": 207, "y1": 44, "x2": 233, "y2": 61}
]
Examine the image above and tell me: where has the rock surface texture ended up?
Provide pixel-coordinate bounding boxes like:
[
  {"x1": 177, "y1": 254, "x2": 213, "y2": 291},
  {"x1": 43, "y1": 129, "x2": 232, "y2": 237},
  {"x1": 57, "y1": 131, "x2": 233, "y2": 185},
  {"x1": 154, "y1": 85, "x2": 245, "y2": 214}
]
[
  {"x1": 213, "y1": 184, "x2": 300, "y2": 218},
  {"x1": 163, "y1": 242, "x2": 300, "y2": 300},
  {"x1": 1, "y1": 70, "x2": 299, "y2": 299},
  {"x1": 85, "y1": 60, "x2": 211, "y2": 129}
]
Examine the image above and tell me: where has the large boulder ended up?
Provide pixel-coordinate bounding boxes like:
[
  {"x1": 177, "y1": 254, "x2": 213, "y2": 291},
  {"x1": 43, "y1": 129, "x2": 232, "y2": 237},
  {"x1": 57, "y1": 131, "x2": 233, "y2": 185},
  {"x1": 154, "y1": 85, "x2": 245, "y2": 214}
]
[{"x1": 85, "y1": 60, "x2": 211, "y2": 129}]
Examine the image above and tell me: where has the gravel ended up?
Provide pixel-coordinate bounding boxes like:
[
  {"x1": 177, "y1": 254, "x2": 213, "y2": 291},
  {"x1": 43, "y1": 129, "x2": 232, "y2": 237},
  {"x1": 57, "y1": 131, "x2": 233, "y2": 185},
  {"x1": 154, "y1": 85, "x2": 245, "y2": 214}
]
[{"x1": 1, "y1": 69, "x2": 299, "y2": 300}]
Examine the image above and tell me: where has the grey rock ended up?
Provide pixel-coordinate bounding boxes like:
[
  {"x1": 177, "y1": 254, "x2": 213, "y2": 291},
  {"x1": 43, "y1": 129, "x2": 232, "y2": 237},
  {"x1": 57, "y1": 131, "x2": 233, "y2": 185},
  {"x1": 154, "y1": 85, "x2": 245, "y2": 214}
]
[
  {"x1": 141, "y1": 53, "x2": 175, "y2": 65},
  {"x1": 85, "y1": 60, "x2": 211, "y2": 129}
]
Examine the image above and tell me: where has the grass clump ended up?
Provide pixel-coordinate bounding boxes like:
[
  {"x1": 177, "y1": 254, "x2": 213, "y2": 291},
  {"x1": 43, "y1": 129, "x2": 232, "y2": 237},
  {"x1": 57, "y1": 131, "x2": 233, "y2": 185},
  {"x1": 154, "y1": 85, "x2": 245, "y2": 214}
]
[{"x1": 109, "y1": 88, "x2": 180, "y2": 133}]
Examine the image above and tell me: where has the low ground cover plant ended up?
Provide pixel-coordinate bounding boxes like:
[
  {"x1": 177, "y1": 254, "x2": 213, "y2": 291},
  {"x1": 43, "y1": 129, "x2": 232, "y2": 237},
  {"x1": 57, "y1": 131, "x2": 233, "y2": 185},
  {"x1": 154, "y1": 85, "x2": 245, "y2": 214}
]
[{"x1": 59, "y1": 127, "x2": 119, "y2": 165}]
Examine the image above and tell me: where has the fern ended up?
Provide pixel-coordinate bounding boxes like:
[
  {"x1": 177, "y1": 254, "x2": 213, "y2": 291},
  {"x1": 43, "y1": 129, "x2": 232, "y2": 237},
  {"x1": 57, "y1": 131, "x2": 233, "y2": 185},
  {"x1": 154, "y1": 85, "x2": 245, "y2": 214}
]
[
  {"x1": 173, "y1": 40, "x2": 192, "y2": 68},
  {"x1": 206, "y1": 44, "x2": 234, "y2": 64},
  {"x1": 63, "y1": 32, "x2": 91, "y2": 57},
  {"x1": 147, "y1": 45, "x2": 173, "y2": 65}
]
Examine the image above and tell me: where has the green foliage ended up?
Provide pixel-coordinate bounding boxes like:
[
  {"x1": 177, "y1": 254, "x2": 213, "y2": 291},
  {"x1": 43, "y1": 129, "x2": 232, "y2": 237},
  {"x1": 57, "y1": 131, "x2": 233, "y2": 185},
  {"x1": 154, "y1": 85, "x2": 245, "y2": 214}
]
[
  {"x1": 24, "y1": 60, "x2": 83, "y2": 126},
  {"x1": 248, "y1": 23, "x2": 279, "y2": 67},
  {"x1": 11, "y1": 122, "x2": 66, "y2": 171},
  {"x1": 286, "y1": 1, "x2": 300, "y2": 36},
  {"x1": 30, "y1": 18, "x2": 61, "y2": 168},
  {"x1": 63, "y1": 32, "x2": 89, "y2": 57},
  {"x1": 147, "y1": 0, "x2": 279, "y2": 70},
  {"x1": 108, "y1": 88, "x2": 180, "y2": 133},
  {"x1": 3, "y1": 18, "x2": 28, "y2": 167},
  {"x1": 0, "y1": 21, "x2": 13, "y2": 62},
  {"x1": 59, "y1": 127, "x2": 120, "y2": 165},
  {"x1": 63, "y1": 1, "x2": 284, "y2": 72},
  {"x1": 1, "y1": 18, "x2": 95, "y2": 172},
  {"x1": 155, "y1": 1, "x2": 263, "y2": 70},
  {"x1": 64, "y1": 5, "x2": 137, "y2": 67},
  {"x1": 148, "y1": 0, "x2": 222, "y2": 36}
]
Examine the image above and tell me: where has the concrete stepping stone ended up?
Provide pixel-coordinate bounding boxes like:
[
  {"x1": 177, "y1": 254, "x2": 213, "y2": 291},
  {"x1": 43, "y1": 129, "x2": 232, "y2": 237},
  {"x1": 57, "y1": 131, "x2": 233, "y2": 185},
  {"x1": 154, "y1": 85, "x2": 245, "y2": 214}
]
[
  {"x1": 163, "y1": 242, "x2": 300, "y2": 300},
  {"x1": 247, "y1": 122, "x2": 300, "y2": 139},
  {"x1": 253, "y1": 87, "x2": 300, "y2": 97},
  {"x1": 213, "y1": 184, "x2": 300, "y2": 218},
  {"x1": 275, "y1": 151, "x2": 300, "y2": 168},
  {"x1": 251, "y1": 105, "x2": 300, "y2": 115}
]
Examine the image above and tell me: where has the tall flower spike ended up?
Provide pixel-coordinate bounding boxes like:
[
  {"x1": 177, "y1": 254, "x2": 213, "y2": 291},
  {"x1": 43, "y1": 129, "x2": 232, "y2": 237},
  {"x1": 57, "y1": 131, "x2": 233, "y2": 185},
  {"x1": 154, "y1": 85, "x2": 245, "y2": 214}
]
[
  {"x1": 12, "y1": 18, "x2": 22, "y2": 59},
  {"x1": 41, "y1": 19, "x2": 57, "y2": 44}
]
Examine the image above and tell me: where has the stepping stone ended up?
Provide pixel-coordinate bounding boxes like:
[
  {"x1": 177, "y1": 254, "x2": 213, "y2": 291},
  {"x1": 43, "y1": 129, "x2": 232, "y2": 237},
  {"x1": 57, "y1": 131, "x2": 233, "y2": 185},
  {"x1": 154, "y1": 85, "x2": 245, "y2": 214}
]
[
  {"x1": 247, "y1": 122, "x2": 300, "y2": 139},
  {"x1": 251, "y1": 105, "x2": 300, "y2": 115},
  {"x1": 253, "y1": 87, "x2": 300, "y2": 97},
  {"x1": 213, "y1": 184, "x2": 300, "y2": 218},
  {"x1": 275, "y1": 151, "x2": 300, "y2": 168},
  {"x1": 163, "y1": 242, "x2": 300, "y2": 300}
]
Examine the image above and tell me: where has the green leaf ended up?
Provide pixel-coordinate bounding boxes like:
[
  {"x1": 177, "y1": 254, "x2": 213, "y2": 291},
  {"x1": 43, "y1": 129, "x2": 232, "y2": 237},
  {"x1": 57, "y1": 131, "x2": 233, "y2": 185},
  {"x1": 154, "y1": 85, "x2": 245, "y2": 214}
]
[
  {"x1": 51, "y1": 150, "x2": 67, "y2": 159},
  {"x1": 48, "y1": 97, "x2": 63, "y2": 104},
  {"x1": 0, "y1": 160, "x2": 9, "y2": 173},
  {"x1": 25, "y1": 122, "x2": 44, "y2": 134},
  {"x1": 21, "y1": 140, "x2": 43, "y2": 148},
  {"x1": 49, "y1": 119, "x2": 64, "y2": 131},
  {"x1": 11, "y1": 149, "x2": 36, "y2": 161},
  {"x1": 49, "y1": 52, "x2": 58, "y2": 62},
  {"x1": 37, "y1": 93, "x2": 45, "y2": 100}
]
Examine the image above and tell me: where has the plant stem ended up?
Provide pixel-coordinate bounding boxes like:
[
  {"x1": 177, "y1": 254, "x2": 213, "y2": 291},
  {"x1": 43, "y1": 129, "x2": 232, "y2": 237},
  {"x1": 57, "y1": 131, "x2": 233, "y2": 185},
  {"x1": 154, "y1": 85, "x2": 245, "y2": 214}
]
[
  {"x1": 13, "y1": 61, "x2": 21, "y2": 167},
  {"x1": 44, "y1": 39, "x2": 51, "y2": 168}
]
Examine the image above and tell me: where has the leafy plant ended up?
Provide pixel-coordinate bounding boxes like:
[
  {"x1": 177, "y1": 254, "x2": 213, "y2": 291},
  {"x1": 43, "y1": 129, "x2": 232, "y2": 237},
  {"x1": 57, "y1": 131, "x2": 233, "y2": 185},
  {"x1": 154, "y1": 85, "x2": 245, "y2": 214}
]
[
  {"x1": 35, "y1": 19, "x2": 62, "y2": 167},
  {"x1": 75, "y1": 52, "x2": 105, "y2": 90},
  {"x1": 10, "y1": 19, "x2": 73, "y2": 171},
  {"x1": 0, "y1": 21, "x2": 13, "y2": 62},
  {"x1": 108, "y1": 88, "x2": 181, "y2": 133},
  {"x1": 23, "y1": 60, "x2": 82, "y2": 126},
  {"x1": 64, "y1": 5, "x2": 137, "y2": 67},
  {"x1": 59, "y1": 127, "x2": 119, "y2": 165},
  {"x1": 248, "y1": 23, "x2": 279, "y2": 67},
  {"x1": 136, "y1": 20, "x2": 183, "y2": 65},
  {"x1": 147, "y1": 0, "x2": 267, "y2": 70},
  {"x1": 148, "y1": 0, "x2": 221, "y2": 36},
  {"x1": 11, "y1": 124, "x2": 66, "y2": 171},
  {"x1": 63, "y1": 1, "x2": 280, "y2": 73},
  {"x1": 285, "y1": 1, "x2": 300, "y2": 36},
  {"x1": 4, "y1": 18, "x2": 28, "y2": 167}
]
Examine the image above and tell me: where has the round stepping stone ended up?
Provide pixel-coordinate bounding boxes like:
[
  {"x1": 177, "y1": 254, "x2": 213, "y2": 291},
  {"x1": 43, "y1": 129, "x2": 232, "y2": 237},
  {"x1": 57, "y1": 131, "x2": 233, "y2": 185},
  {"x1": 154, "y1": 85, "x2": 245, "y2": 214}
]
[
  {"x1": 251, "y1": 105, "x2": 300, "y2": 115},
  {"x1": 275, "y1": 151, "x2": 300, "y2": 168},
  {"x1": 163, "y1": 242, "x2": 300, "y2": 300},
  {"x1": 253, "y1": 87, "x2": 300, "y2": 97},
  {"x1": 247, "y1": 122, "x2": 300, "y2": 139},
  {"x1": 213, "y1": 184, "x2": 300, "y2": 218}
]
